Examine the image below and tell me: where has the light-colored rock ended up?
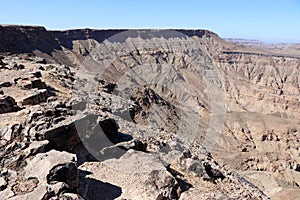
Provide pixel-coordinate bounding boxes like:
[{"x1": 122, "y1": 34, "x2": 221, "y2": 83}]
[
  {"x1": 23, "y1": 140, "x2": 49, "y2": 157},
  {"x1": 79, "y1": 150, "x2": 184, "y2": 200},
  {"x1": 10, "y1": 150, "x2": 77, "y2": 200}
]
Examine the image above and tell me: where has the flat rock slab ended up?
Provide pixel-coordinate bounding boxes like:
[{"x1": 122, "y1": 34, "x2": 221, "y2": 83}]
[
  {"x1": 20, "y1": 89, "x2": 48, "y2": 105},
  {"x1": 79, "y1": 150, "x2": 176, "y2": 200}
]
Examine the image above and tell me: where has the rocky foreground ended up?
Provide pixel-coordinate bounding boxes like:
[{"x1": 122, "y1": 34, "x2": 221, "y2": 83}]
[{"x1": 0, "y1": 25, "x2": 299, "y2": 199}]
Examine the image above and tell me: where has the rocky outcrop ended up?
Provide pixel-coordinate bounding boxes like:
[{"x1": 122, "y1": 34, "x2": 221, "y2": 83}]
[{"x1": 130, "y1": 86, "x2": 180, "y2": 132}]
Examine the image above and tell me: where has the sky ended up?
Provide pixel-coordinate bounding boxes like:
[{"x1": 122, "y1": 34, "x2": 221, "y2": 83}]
[{"x1": 1, "y1": 0, "x2": 300, "y2": 43}]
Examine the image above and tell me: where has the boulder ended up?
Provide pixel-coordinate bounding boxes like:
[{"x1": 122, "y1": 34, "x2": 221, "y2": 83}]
[
  {"x1": 0, "y1": 95, "x2": 19, "y2": 114},
  {"x1": 21, "y1": 89, "x2": 48, "y2": 105}
]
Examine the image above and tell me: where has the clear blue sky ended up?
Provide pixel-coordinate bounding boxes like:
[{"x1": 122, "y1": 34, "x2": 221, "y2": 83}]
[{"x1": 1, "y1": 0, "x2": 300, "y2": 43}]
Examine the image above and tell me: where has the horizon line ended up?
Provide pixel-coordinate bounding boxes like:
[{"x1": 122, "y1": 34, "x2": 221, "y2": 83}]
[{"x1": 1, "y1": 23, "x2": 299, "y2": 44}]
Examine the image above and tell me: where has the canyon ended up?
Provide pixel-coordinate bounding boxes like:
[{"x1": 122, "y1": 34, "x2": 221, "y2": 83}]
[{"x1": 0, "y1": 25, "x2": 299, "y2": 199}]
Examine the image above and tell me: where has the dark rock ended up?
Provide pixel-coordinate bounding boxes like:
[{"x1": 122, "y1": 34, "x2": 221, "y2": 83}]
[
  {"x1": 0, "y1": 82, "x2": 12, "y2": 87},
  {"x1": 0, "y1": 89, "x2": 3, "y2": 95},
  {"x1": 242, "y1": 147, "x2": 248, "y2": 152},
  {"x1": 30, "y1": 71, "x2": 42, "y2": 78},
  {"x1": 0, "y1": 65, "x2": 9, "y2": 70},
  {"x1": 133, "y1": 139, "x2": 147, "y2": 152},
  {"x1": 203, "y1": 162, "x2": 225, "y2": 182},
  {"x1": 42, "y1": 156, "x2": 101, "y2": 199},
  {"x1": 145, "y1": 167, "x2": 192, "y2": 200},
  {"x1": 0, "y1": 57, "x2": 5, "y2": 67},
  {"x1": 103, "y1": 82, "x2": 116, "y2": 93},
  {"x1": 13, "y1": 77, "x2": 22, "y2": 84},
  {"x1": 41, "y1": 115, "x2": 91, "y2": 151},
  {"x1": 0, "y1": 95, "x2": 19, "y2": 114},
  {"x1": 38, "y1": 66, "x2": 45, "y2": 71},
  {"x1": 21, "y1": 89, "x2": 48, "y2": 105},
  {"x1": 12, "y1": 63, "x2": 25, "y2": 70},
  {"x1": 98, "y1": 118, "x2": 119, "y2": 137},
  {"x1": 22, "y1": 79, "x2": 47, "y2": 90},
  {"x1": 145, "y1": 169, "x2": 175, "y2": 190},
  {"x1": 261, "y1": 134, "x2": 267, "y2": 141},
  {"x1": 31, "y1": 79, "x2": 47, "y2": 89},
  {"x1": 0, "y1": 177, "x2": 8, "y2": 191},
  {"x1": 79, "y1": 177, "x2": 122, "y2": 200},
  {"x1": 95, "y1": 78, "x2": 116, "y2": 93},
  {"x1": 38, "y1": 114, "x2": 125, "y2": 163},
  {"x1": 18, "y1": 64, "x2": 25, "y2": 70},
  {"x1": 47, "y1": 162, "x2": 79, "y2": 192}
]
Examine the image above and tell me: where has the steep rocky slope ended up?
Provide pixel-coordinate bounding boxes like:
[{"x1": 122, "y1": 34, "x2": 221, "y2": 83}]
[{"x1": 0, "y1": 25, "x2": 299, "y2": 199}]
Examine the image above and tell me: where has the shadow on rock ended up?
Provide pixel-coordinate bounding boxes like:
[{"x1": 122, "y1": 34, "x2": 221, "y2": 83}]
[{"x1": 78, "y1": 170, "x2": 122, "y2": 200}]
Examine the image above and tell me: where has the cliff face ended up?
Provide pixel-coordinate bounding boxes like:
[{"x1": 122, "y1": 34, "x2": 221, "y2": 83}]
[
  {"x1": 0, "y1": 25, "x2": 299, "y2": 199},
  {"x1": 0, "y1": 25, "x2": 219, "y2": 66},
  {"x1": 0, "y1": 26, "x2": 123, "y2": 66},
  {"x1": 0, "y1": 25, "x2": 61, "y2": 53}
]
